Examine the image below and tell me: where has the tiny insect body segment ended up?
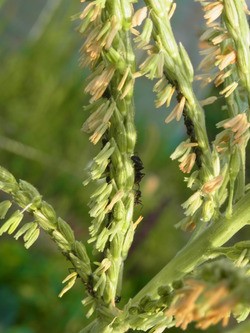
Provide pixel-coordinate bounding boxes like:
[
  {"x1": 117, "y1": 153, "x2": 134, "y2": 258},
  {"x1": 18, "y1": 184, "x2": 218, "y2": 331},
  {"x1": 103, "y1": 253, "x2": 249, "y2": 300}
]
[{"x1": 131, "y1": 155, "x2": 145, "y2": 205}]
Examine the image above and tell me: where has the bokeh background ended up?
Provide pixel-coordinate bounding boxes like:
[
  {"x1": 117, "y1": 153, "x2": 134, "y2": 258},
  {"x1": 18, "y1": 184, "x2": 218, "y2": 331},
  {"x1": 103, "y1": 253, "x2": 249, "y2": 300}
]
[{"x1": 0, "y1": 1, "x2": 249, "y2": 333}]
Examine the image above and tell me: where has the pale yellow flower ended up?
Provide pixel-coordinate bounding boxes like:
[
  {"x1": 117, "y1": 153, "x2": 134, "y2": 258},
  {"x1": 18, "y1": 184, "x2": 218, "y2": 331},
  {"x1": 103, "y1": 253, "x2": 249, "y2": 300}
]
[
  {"x1": 219, "y1": 81, "x2": 238, "y2": 98},
  {"x1": 217, "y1": 113, "x2": 250, "y2": 141},
  {"x1": 179, "y1": 153, "x2": 196, "y2": 174},
  {"x1": 202, "y1": 175, "x2": 223, "y2": 194},
  {"x1": 211, "y1": 32, "x2": 228, "y2": 45},
  {"x1": 214, "y1": 69, "x2": 232, "y2": 87},
  {"x1": 105, "y1": 16, "x2": 120, "y2": 49},
  {"x1": 168, "y1": 3, "x2": 177, "y2": 19},
  {"x1": 165, "y1": 96, "x2": 186, "y2": 123},
  {"x1": 203, "y1": 2, "x2": 224, "y2": 25},
  {"x1": 200, "y1": 96, "x2": 217, "y2": 106},
  {"x1": 132, "y1": 7, "x2": 148, "y2": 27},
  {"x1": 215, "y1": 50, "x2": 237, "y2": 70},
  {"x1": 85, "y1": 66, "x2": 115, "y2": 102}
]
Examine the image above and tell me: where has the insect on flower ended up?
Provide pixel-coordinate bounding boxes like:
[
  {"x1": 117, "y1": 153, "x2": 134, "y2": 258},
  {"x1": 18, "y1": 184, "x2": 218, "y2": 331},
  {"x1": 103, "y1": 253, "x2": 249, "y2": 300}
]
[
  {"x1": 131, "y1": 155, "x2": 145, "y2": 205},
  {"x1": 131, "y1": 155, "x2": 145, "y2": 185}
]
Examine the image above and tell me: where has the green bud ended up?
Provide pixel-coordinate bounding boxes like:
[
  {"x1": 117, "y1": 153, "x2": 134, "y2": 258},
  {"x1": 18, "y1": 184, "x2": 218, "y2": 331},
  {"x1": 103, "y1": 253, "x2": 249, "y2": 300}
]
[
  {"x1": 157, "y1": 285, "x2": 171, "y2": 297},
  {"x1": 105, "y1": 47, "x2": 125, "y2": 71},
  {"x1": 109, "y1": 233, "x2": 122, "y2": 258},
  {"x1": 58, "y1": 217, "x2": 75, "y2": 244},
  {"x1": 172, "y1": 279, "x2": 183, "y2": 290},
  {"x1": 14, "y1": 190, "x2": 32, "y2": 207},
  {"x1": 159, "y1": 293, "x2": 174, "y2": 306},
  {"x1": 224, "y1": 1, "x2": 239, "y2": 28},
  {"x1": 19, "y1": 180, "x2": 40, "y2": 198},
  {"x1": 186, "y1": 170, "x2": 199, "y2": 189},
  {"x1": 52, "y1": 230, "x2": 70, "y2": 250},
  {"x1": 201, "y1": 199, "x2": 215, "y2": 222},
  {"x1": 125, "y1": 120, "x2": 136, "y2": 153},
  {"x1": 89, "y1": 212, "x2": 106, "y2": 236},
  {"x1": 78, "y1": 13, "x2": 91, "y2": 34},
  {"x1": 95, "y1": 227, "x2": 110, "y2": 252},
  {"x1": 139, "y1": 295, "x2": 152, "y2": 311},
  {"x1": 110, "y1": 140, "x2": 123, "y2": 166},
  {"x1": 122, "y1": 223, "x2": 134, "y2": 259},
  {"x1": 89, "y1": 199, "x2": 109, "y2": 218},
  {"x1": 103, "y1": 276, "x2": 115, "y2": 304},
  {"x1": 0, "y1": 181, "x2": 18, "y2": 193},
  {"x1": 134, "y1": 18, "x2": 153, "y2": 48},
  {"x1": 143, "y1": 299, "x2": 158, "y2": 312},
  {"x1": 125, "y1": 195, "x2": 134, "y2": 227},
  {"x1": 94, "y1": 184, "x2": 113, "y2": 204},
  {"x1": 0, "y1": 200, "x2": 12, "y2": 219},
  {"x1": 90, "y1": 181, "x2": 108, "y2": 199},
  {"x1": 0, "y1": 166, "x2": 17, "y2": 184},
  {"x1": 115, "y1": 166, "x2": 127, "y2": 188},
  {"x1": 179, "y1": 42, "x2": 194, "y2": 82},
  {"x1": 35, "y1": 216, "x2": 54, "y2": 231},
  {"x1": 229, "y1": 146, "x2": 241, "y2": 181},
  {"x1": 140, "y1": 52, "x2": 164, "y2": 80},
  {"x1": 94, "y1": 142, "x2": 115, "y2": 165},
  {"x1": 34, "y1": 202, "x2": 57, "y2": 230},
  {"x1": 69, "y1": 252, "x2": 88, "y2": 281},
  {"x1": 128, "y1": 306, "x2": 139, "y2": 315},
  {"x1": 90, "y1": 160, "x2": 110, "y2": 181},
  {"x1": 93, "y1": 272, "x2": 106, "y2": 294},
  {"x1": 113, "y1": 200, "x2": 125, "y2": 222},
  {"x1": 40, "y1": 201, "x2": 57, "y2": 222},
  {"x1": 120, "y1": 0, "x2": 133, "y2": 29},
  {"x1": 115, "y1": 130, "x2": 128, "y2": 155},
  {"x1": 74, "y1": 241, "x2": 91, "y2": 269}
]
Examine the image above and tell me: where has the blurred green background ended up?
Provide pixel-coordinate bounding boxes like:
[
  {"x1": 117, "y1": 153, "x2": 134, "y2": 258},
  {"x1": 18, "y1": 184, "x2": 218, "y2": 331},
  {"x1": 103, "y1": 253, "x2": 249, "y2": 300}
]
[{"x1": 0, "y1": 1, "x2": 248, "y2": 333}]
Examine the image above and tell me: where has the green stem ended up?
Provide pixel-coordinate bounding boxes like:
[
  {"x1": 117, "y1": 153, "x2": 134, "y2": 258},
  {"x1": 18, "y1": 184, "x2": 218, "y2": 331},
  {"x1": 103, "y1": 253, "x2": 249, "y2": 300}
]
[
  {"x1": 130, "y1": 189, "x2": 250, "y2": 303},
  {"x1": 225, "y1": 320, "x2": 250, "y2": 333}
]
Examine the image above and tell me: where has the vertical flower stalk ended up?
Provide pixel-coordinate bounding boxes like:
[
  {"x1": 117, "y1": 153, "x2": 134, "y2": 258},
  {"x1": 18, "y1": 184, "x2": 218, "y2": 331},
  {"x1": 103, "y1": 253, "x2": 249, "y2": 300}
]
[
  {"x1": 221, "y1": 0, "x2": 250, "y2": 205},
  {"x1": 135, "y1": 0, "x2": 224, "y2": 228},
  {"x1": 79, "y1": 0, "x2": 137, "y2": 308},
  {"x1": 198, "y1": 0, "x2": 250, "y2": 216},
  {"x1": 142, "y1": 0, "x2": 213, "y2": 170},
  {"x1": 222, "y1": 0, "x2": 250, "y2": 108}
]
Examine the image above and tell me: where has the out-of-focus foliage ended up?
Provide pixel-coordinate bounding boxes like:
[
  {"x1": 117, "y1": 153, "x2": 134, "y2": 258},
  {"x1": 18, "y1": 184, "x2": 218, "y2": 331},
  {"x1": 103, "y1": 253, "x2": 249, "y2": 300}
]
[{"x1": 0, "y1": 1, "x2": 242, "y2": 333}]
